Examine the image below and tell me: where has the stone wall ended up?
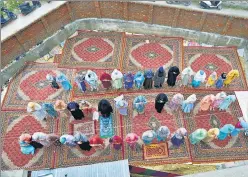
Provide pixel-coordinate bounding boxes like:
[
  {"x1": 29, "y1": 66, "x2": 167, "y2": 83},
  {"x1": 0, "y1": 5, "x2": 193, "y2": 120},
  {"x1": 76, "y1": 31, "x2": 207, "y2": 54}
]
[{"x1": 1, "y1": 1, "x2": 248, "y2": 70}]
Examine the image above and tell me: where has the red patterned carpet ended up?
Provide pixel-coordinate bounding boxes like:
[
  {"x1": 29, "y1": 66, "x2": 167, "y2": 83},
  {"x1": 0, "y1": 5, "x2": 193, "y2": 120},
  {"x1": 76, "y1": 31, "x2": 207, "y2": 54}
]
[
  {"x1": 122, "y1": 35, "x2": 183, "y2": 72},
  {"x1": 1, "y1": 62, "x2": 74, "y2": 111},
  {"x1": 122, "y1": 93, "x2": 191, "y2": 165},
  {"x1": 183, "y1": 47, "x2": 248, "y2": 91},
  {"x1": 1, "y1": 111, "x2": 57, "y2": 170},
  {"x1": 184, "y1": 91, "x2": 248, "y2": 163},
  {"x1": 58, "y1": 31, "x2": 124, "y2": 69}
]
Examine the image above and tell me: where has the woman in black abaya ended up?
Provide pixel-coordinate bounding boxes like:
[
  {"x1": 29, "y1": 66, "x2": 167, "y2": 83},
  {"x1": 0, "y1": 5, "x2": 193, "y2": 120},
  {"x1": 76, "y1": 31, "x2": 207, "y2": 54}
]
[
  {"x1": 98, "y1": 99, "x2": 113, "y2": 117},
  {"x1": 167, "y1": 66, "x2": 180, "y2": 87},
  {"x1": 155, "y1": 93, "x2": 168, "y2": 113}
]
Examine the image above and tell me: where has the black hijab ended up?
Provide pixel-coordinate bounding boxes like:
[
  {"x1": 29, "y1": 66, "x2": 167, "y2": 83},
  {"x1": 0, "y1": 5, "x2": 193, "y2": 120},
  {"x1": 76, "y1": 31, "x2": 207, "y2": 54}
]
[
  {"x1": 155, "y1": 93, "x2": 168, "y2": 113},
  {"x1": 167, "y1": 66, "x2": 180, "y2": 86},
  {"x1": 98, "y1": 99, "x2": 113, "y2": 117}
]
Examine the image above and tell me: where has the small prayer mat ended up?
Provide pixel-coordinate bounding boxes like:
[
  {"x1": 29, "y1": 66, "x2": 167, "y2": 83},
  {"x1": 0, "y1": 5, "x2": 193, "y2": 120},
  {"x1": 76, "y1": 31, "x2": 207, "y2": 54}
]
[{"x1": 143, "y1": 143, "x2": 168, "y2": 160}]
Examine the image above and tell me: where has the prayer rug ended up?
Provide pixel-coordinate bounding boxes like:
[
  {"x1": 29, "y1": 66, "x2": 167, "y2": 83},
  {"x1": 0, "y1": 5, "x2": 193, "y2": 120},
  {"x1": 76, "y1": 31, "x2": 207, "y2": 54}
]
[
  {"x1": 1, "y1": 62, "x2": 73, "y2": 111},
  {"x1": 72, "y1": 69, "x2": 118, "y2": 98},
  {"x1": 183, "y1": 91, "x2": 248, "y2": 163},
  {"x1": 55, "y1": 95, "x2": 123, "y2": 168},
  {"x1": 122, "y1": 92, "x2": 191, "y2": 165},
  {"x1": 58, "y1": 31, "x2": 124, "y2": 69},
  {"x1": 122, "y1": 35, "x2": 183, "y2": 72},
  {"x1": 183, "y1": 46, "x2": 248, "y2": 91},
  {"x1": 1, "y1": 111, "x2": 57, "y2": 170},
  {"x1": 72, "y1": 120, "x2": 95, "y2": 136},
  {"x1": 143, "y1": 143, "x2": 169, "y2": 160}
]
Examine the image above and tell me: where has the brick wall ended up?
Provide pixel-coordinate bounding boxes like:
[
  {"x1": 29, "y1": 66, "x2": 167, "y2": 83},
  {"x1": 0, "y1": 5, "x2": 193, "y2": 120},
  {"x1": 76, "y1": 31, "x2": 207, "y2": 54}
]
[{"x1": 1, "y1": 1, "x2": 248, "y2": 69}]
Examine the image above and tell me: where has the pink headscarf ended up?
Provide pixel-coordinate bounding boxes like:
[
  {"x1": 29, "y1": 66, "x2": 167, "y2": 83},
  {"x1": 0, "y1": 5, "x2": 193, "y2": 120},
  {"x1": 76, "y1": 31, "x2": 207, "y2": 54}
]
[{"x1": 19, "y1": 133, "x2": 32, "y2": 143}]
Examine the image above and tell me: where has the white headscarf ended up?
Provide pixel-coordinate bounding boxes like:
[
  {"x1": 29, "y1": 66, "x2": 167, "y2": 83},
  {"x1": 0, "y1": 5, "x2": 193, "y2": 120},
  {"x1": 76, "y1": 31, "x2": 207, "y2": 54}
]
[
  {"x1": 185, "y1": 94, "x2": 197, "y2": 104},
  {"x1": 194, "y1": 70, "x2": 206, "y2": 82},
  {"x1": 85, "y1": 70, "x2": 98, "y2": 82},
  {"x1": 111, "y1": 69, "x2": 123, "y2": 80},
  {"x1": 182, "y1": 67, "x2": 194, "y2": 77},
  {"x1": 215, "y1": 92, "x2": 227, "y2": 100}
]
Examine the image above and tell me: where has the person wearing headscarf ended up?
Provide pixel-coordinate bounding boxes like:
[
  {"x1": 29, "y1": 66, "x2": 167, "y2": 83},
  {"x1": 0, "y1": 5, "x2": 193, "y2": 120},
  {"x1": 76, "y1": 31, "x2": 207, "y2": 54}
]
[
  {"x1": 27, "y1": 102, "x2": 47, "y2": 120},
  {"x1": 153, "y1": 66, "x2": 166, "y2": 88},
  {"x1": 215, "y1": 73, "x2": 227, "y2": 89},
  {"x1": 181, "y1": 94, "x2": 197, "y2": 113},
  {"x1": 46, "y1": 74, "x2": 60, "y2": 89},
  {"x1": 19, "y1": 133, "x2": 43, "y2": 151},
  {"x1": 111, "y1": 69, "x2": 123, "y2": 90},
  {"x1": 224, "y1": 70, "x2": 239, "y2": 86},
  {"x1": 85, "y1": 70, "x2": 99, "y2": 91},
  {"x1": 155, "y1": 93, "x2": 168, "y2": 113},
  {"x1": 191, "y1": 70, "x2": 206, "y2": 88},
  {"x1": 19, "y1": 134, "x2": 35, "y2": 155},
  {"x1": 56, "y1": 74, "x2": 72, "y2": 91},
  {"x1": 231, "y1": 120, "x2": 248, "y2": 136},
  {"x1": 218, "y1": 124, "x2": 235, "y2": 140},
  {"x1": 125, "y1": 133, "x2": 139, "y2": 150},
  {"x1": 98, "y1": 99, "x2": 113, "y2": 117},
  {"x1": 42, "y1": 103, "x2": 58, "y2": 118},
  {"x1": 60, "y1": 134, "x2": 77, "y2": 147},
  {"x1": 143, "y1": 69, "x2": 154, "y2": 89},
  {"x1": 54, "y1": 100, "x2": 66, "y2": 112},
  {"x1": 133, "y1": 95, "x2": 147, "y2": 114},
  {"x1": 212, "y1": 92, "x2": 227, "y2": 110},
  {"x1": 109, "y1": 135, "x2": 123, "y2": 150},
  {"x1": 157, "y1": 126, "x2": 170, "y2": 142},
  {"x1": 202, "y1": 128, "x2": 219, "y2": 143},
  {"x1": 73, "y1": 132, "x2": 92, "y2": 151},
  {"x1": 181, "y1": 67, "x2": 194, "y2": 87},
  {"x1": 79, "y1": 100, "x2": 93, "y2": 117},
  {"x1": 171, "y1": 128, "x2": 187, "y2": 147},
  {"x1": 89, "y1": 135, "x2": 105, "y2": 150},
  {"x1": 169, "y1": 93, "x2": 184, "y2": 111},
  {"x1": 100, "y1": 72, "x2": 112, "y2": 89},
  {"x1": 167, "y1": 66, "x2": 180, "y2": 87},
  {"x1": 115, "y1": 95, "x2": 128, "y2": 116},
  {"x1": 189, "y1": 128, "x2": 207, "y2": 145},
  {"x1": 218, "y1": 95, "x2": 236, "y2": 111},
  {"x1": 200, "y1": 94, "x2": 215, "y2": 111},
  {"x1": 134, "y1": 71, "x2": 145, "y2": 89},
  {"x1": 67, "y1": 101, "x2": 84, "y2": 120},
  {"x1": 75, "y1": 72, "x2": 87, "y2": 92},
  {"x1": 142, "y1": 130, "x2": 156, "y2": 145},
  {"x1": 32, "y1": 132, "x2": 59, "y2": 147},
  {"x1": 206, "y1": 72, "x2": 217, "y2": 88},
  {"x1": 124, "y1": 72, "x2": 134, "y2": 89}
]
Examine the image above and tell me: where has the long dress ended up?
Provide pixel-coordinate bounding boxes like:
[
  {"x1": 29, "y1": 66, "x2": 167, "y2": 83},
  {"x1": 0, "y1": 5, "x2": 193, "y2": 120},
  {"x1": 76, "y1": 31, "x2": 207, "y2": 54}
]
[
  {"x1": 231, "y1": 120, "x2": 248, "y2": 136},
  {"x1": 200, "y1": 94, "x2": 215, "y2": 111},
  {"x1": 32, "y1": 132, "x2": 59, "y2": 147},
  {"x1": 206, "y1": 72, "x2": 217, "y2": 87},
  {"x1": 67, "y1": 102, "x2": 84, "y2": 120},
  {"x1": 143, "y1": 69, "x2": 154, "y2": 89},
  {"x1": 60, "y1": 134, "x2": 77, "y2": 147},
  {"x1": 125, "y1": 133, "x2": 139, "y2": 150},
  {"x1": 218, "y1": 124, "x2": 235, "y2": 140},
  {"x1": 155, "y1": 93, "x2": 168, "y2": 113},
  {"x1": 218, "y1": 95, "x2": 236, "y2": 111},
  {"x1": 212, "y1": 92, "x2": 227, "y2": 109},
  {"x1": 42, "y1": 103, "x2": 58, "y2": 118},
  {"x1": 56, "y1": 74, "x2": 72, "y2": 91},
  {"x1": 191, "y1": 70, "x2": 206, "y2": 88},
  {"x1": 116, "y1": 99, "x2": 128, "y2": 116},
  {"x1": 189, "y1": 129, "x2": 207, "y2": 145},
  {"x1": 167, "y1": 66, "x2": 180, "y2": 87},
  {"x1": 171, "y1": 128, "x2": 187, "y2": 147},
  {"x1": 27, "y1": 102, "x2": 47, "y2": 120},
  {"x1": 19, "y1": 141, "x2": 35, "y2": 155},
  {"x1": 215, "y1": 73, "x2": 227, "y2": 89},
  {"x1": 153, "y1": 67, "x2": 165, "y2": 88},
  {"x1": 133, "y1": 95, "x2": 147, "y2": 114},
  {"x1": 134, "y1": 71, "x2": 145, "y2": 89},
  {"x1": 224, "y1": 70, "x2": 239, "y2": 86},
  {"x1": 181, "y1": 94, "x2": 197, "y2": 113},
  {"x1": 157, "y1": 126, "x2": 170, "y2": 142},
  {"x1": 85, "y1": 70, "x2": 99, "y2": 91},
  {"x1": 46, "y1": 74, "x2": 60, "y2": 89},
  {"x1": 202, "y1": 128, "x2": 219, "y2": 143},
  {"x1": 111, "y1": 69, "x2": 123, "y2": 89},
  {"x1": 73, "y1": 132, "x2": 92, "y2": 151},
  {"x1": 124, "y1": 72, "x2": 134, "y2": 89},
  {"x1": 98, "y1": 99, "x2": 113, "y2": 118},
  {"x1": 181, "y1": 67, "x2": 194, "y2": 86},
  {"x1": 100, "y1": 72, "x2": 112, "y2": 89},
  {"x1": 54, "y1": 100, "x2": 67, "y2": 111},
  {"x1": 169, "y1": 93, "x2": 184, "y2": 111},
  {"x1": 75, "y1": 72, "x2": 87, "y2": 92},
  {"x1": 142, "y1": 130, "x2": 156, "y2": 145}
]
